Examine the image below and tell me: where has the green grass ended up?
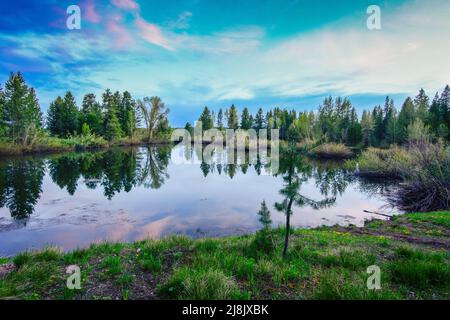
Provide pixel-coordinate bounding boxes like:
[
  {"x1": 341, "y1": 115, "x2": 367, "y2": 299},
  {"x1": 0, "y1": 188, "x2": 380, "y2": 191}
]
[
  {"x1": 0, "y1": 211, "x2": 449, "y2": 300},
  {"x1": 100, "y1": 256, "x2": 122, "y2": 277}
]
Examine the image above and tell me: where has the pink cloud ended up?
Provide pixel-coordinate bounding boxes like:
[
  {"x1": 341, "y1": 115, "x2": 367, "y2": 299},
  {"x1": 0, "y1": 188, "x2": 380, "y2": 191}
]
[
  {"x1": 84, "y1": 0, "x2": 101, "y2": 23},
  {"x1": 106, "y1": 14, "x2": 133, "y2": 49},
  {"x1": 135, "y1": 17, "x2": 172, "y2": 50},
  {"x1": 110, "y1": 0, "x2": 139, "y2": 11}
]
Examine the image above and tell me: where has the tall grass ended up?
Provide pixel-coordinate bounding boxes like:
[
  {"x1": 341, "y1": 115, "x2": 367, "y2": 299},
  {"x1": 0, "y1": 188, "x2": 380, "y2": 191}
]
[{"x1": 310, "y1": 143, "x2": 353, "y2": 159}]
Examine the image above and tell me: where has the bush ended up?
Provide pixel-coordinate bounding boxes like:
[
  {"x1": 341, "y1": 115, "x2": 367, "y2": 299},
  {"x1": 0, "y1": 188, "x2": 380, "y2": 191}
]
[
  {"x1": 311, "y1": 143, "x2": 353, "y2": 159},
  {"x1": 352, "y1": 142, "x2": 450, "y2": 212},
  {"x1": 388, "y1": 143, "x2": 450, "y2": 212}
]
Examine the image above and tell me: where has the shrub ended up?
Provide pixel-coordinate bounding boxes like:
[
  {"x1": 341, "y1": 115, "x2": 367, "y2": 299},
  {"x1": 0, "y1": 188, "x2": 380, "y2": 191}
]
[
  {"x1": 352, "y1": 142, "x2": 449, "y2": 212},
  {"x1": 311, "y1": 143, "x2": 353, "y2": 159},
  {"x1": 388, "y1": 143, "x2": 450, "y2": 212}
]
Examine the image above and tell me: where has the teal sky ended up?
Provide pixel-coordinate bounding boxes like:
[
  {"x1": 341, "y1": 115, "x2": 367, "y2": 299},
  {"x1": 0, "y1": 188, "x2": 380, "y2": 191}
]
[{"x1": 0, "y1": 0, "x2": 449, "y2": 125}]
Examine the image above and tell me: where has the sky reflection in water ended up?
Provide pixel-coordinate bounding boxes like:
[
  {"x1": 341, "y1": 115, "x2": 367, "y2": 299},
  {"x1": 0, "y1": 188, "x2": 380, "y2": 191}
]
[{"x1": 0, "y1": 145, "x2": 396, "y2": 256}]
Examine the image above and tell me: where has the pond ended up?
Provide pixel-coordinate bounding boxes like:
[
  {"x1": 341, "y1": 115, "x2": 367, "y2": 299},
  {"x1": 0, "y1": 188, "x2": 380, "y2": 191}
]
[{"x1": 0, "y1": 144, "x2": 397, "y2": 256}]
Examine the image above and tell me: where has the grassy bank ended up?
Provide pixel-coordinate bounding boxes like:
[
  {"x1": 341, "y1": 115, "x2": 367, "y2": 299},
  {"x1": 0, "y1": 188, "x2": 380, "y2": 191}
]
[
  {"x1": 309, "y1": 143, "x2": 354, "y2": 159},
  {"x1": 0, "y1": 135, "x2": 172, "y2": 156},
  {"x1": 0, "y1": 211, "x2": 448, "y2": 300}
]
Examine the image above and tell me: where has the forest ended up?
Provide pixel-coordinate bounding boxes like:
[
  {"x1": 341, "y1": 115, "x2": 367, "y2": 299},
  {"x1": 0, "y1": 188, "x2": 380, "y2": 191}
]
[{"x1": 1, "y1": 72, "x2": 449, "y2": 154}]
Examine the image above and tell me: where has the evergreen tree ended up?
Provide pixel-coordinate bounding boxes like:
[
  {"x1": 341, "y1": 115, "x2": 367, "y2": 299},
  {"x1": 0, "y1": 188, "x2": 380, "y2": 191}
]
[
  {"x1": 347, "y1": 107, "x2": 362, "y2": 145},
  {"x1": 414, "y1": 88, "x2": 429, "y2": 123},
  {"x1": 119, "y1": 91, "x2": 136, "y2": 138},
  {"x1": 62, "y1": 91, "x2": 79, "y2": 137},
  {"x1": 227, "y1": 104, "x2": 239, "y2": 129},
  {"x1": 257, "y1": 200, "x2": 272, "y2": 230},
  {"x1": 428, "y1": 92, "x2": 442, "y2": 136},
  {"x1": 372, "y1": 105, "x2": 384, "y2": 144},
  {"x1": 103, "y1": 108, "x2": 122, "y2": 141},
  {"x1": 3, "y1": 72, "x2": 43, "y2": 143},
  {"x1": 240, "y1": 107, "x2": 252, "y2": 130},
  {"x1": 361, "y1": 110, "x2": 374, "y2": 146},
  {"x1": 46, "y1": 97, "x2": 64, "y2": 136},
  {"x1": 102, "y1": 89, "x2": 122, "y2": 140},
  {"x1": 217, "y1": 109, "x2": 223, "y2": 130},
  {"x1": 47, "y1": 92, "x2": 79, "y2": 138},
  {"x1": 397, "y1": 97, "x2": 416, "y2": 143},
  {"x1": 81, "y1": 93, "x2": 103, "y2": 136},
  {"x1": 216, "y1": 109, "x2": 224, "y2": 130},
  {"x1": 254, "y1": 108, "x2": 265, "y2": 130},
  {"x1": 198, "y1": 106, "x2": 213, "y2": 131},
  {"x1": 383, "y1": 97, "x2": 397, "y2": 144}
]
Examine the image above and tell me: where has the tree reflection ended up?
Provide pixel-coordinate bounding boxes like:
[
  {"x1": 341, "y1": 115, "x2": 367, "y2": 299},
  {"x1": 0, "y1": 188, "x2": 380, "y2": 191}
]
[
  {"x1": 0, "y1": 147, "x2": 173, "y2": 220},
  {"x1": 137, "y1": 146, "x2": 170, "y2": 190},
  {"x1": 0, "y1": 158, "x2": 45, "y2": 220}
]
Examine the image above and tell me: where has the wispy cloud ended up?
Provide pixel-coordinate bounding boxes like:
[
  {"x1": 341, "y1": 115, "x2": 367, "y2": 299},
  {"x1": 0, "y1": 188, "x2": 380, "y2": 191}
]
[
  {"x1": 135, "y1": 16, "x2": 173, "y2": 50},
  {"x1": 110, "y1": 0, "x2": 139, "y2": 11},
  {"x1": 1, "y1": 0, "x2": 449, "y2": 124},
  {"x1": 167, "y1": 11, "x2": 193, "y2": 30}
]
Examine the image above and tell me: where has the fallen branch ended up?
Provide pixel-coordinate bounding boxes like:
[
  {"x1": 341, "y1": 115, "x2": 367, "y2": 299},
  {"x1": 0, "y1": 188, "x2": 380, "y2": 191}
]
[{"x1": 363, "y1": 210, "x2": 393, "y2": 219}]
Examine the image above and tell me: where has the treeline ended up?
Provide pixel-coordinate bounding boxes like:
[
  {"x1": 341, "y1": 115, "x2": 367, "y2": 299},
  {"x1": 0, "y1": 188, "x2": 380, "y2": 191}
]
[
  {"x1": 0, "y1": 72, "x2": 171, "y2": 145},
  {"x1": 191, "y1": 85, "x2": 450, "y2": 146}
]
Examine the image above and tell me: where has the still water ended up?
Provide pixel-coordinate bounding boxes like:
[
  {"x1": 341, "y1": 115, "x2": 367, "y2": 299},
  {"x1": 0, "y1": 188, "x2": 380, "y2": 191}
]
[{"x1": 0, "y1": 144, "x2": 396, "y2": 256}]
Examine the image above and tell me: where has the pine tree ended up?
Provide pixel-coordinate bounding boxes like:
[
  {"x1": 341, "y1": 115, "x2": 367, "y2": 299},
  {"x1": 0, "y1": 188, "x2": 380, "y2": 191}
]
[
  {"x1": 428, "y1": 92, "x2": 442, "y2": 136},
  {"x1": 347, "y1": 107, "x2": 362, "y2": 145},
  {"x1": 103, "y1": 108, "x2": 122, "y2": 141},
  {"x1": 372, "y1": 105, "x2": 384, "y2": 145},
  {"x1": 62, "y1": 91, "x2": 79, "y2": 137},
  {"x1": 3, "y1": 72, "x2": 43, "y2": 143},
  {"x1": 240, "y1": 107, "x2": 252, "y2": 130},
  {"x1": 227, "y1": 104, "x2": 239, "y2": 130},
  {"x1": 361, "y1": 110, "x2": 374, "y2": 146},
  {"x1": 383, "y1": 98, "x2": 397, "y2": 144},
  {"x1": 120, "y1": 91, "x2": 136, "y2": 138},
  {"x1": 47, "y1": 96, "x2": 65, "y2": 136},
  {"x1": 414, "y1": 88, "x2": 429, "y2": 123},
  {"x1": 216, "y1": 109, "x2": 224, "y2": 130},
  {"x1": 257, "y1": 200, "x2": 272, "y2": 230},
  {"x1": 198, "y1": 106, "x2": 213, "y2": 131},
  {"x1": 254, "y1": 108, "x2": 265, "y2": 130},
  {"x1": 81, "y1": 93, "x2": 103, "y2": 136},
  {"x1": 397, "y1": 97, "x2": 416, "y2": 143},
  {"x1": 47, "y1": 92, "x2": 79, "y2": 138}
]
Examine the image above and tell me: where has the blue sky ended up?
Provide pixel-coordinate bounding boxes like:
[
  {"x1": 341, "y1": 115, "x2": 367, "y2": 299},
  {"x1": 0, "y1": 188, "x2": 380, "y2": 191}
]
[{"x1": 0, "y1": 0, "x2": 449, "y2": 126}]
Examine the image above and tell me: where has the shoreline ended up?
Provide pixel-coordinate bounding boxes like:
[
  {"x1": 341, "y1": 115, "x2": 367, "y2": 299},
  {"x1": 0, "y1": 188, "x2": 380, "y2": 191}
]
[{"x1": 0, "y1": 211, "x2": 448, "y2": 300}]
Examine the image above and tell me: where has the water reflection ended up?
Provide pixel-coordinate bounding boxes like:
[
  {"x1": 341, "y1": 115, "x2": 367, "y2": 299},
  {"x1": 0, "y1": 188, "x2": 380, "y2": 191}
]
[
  {"x1": 0, "y1": 144, "x2": 398, "y2": 255},
  {"x1": 0, "y1": 158, "x2": 45, "y2": 220},
  {"x1": 0, "y1": 144, "x2": 394, "y2": 222}
]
